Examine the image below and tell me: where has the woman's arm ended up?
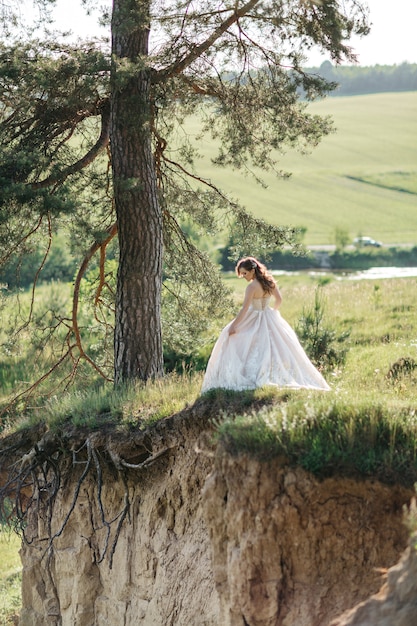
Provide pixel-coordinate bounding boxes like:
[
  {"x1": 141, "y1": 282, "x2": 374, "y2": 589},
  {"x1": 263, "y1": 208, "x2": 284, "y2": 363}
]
[
  {"x1": 228, "y1": 283, "x2": 255, "y2": 335},
  {"x1": 271, "y1": 284, "x2": 282, "y2": 310}
]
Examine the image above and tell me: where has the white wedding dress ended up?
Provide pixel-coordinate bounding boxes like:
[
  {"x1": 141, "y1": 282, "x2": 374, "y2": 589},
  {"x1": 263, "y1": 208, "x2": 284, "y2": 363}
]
[{"x1": 201, "y1": 296, "x2": 330, "y2": 393}]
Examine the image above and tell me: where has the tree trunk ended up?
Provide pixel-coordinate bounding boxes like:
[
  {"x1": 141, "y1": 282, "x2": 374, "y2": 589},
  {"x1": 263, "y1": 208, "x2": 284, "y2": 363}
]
[{"x1": 111, "y1": 0, "x2": 164, "y2": 383}]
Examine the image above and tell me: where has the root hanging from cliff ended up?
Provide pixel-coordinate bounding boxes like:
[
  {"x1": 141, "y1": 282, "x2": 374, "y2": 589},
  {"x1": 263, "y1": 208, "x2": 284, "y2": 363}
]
[{"x1": 0, "y1": 428, "x2": 172, "y2": 569}]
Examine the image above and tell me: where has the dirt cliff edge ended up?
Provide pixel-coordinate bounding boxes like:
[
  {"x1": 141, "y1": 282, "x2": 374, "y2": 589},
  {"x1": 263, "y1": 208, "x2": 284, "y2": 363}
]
[{"x1": 2, "y1": 412, "x2": 412, "y2": 626}]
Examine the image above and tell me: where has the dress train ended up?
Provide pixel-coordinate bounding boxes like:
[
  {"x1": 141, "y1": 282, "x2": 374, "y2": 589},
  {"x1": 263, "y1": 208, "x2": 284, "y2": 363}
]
[{"x1": 201, "y1": 297, "x2": 330, "y2": 393}]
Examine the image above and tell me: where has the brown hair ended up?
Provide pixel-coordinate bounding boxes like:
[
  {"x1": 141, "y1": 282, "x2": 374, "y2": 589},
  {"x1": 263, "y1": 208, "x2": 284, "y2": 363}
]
[{"x1": 235, "y1": 256, "x2": 276, "y2": 294}]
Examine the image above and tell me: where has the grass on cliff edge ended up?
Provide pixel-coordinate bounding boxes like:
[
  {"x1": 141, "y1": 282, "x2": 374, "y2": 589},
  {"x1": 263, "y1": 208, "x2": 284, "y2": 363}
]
[
  {"x1": 10, "y1": 391, "x2": 417, "y2": 489},
  {"x1": 2, "y1": 276, "x2": 417, "y2": 487},
  {"x1": 10, "y1": 373, "x2": 417, "y2": 487}
]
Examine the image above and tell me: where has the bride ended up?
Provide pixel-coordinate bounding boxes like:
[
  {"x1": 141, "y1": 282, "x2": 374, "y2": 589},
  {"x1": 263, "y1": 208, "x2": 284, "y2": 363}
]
[{"x1": 201, "y1": 256, "x2": 330, "y2": 393}]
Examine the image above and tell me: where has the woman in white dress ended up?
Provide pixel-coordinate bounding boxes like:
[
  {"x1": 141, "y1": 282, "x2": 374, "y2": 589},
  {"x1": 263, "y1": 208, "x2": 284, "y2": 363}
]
[{"x1": 201, "y1": 256, "x2": 330, "y2": 393}]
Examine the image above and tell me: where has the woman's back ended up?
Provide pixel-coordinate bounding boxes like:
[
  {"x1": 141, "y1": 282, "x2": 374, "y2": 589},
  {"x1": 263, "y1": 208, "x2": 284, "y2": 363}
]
[{"x1": 251, "y1": 295, "x2": 270, "y2": 311}]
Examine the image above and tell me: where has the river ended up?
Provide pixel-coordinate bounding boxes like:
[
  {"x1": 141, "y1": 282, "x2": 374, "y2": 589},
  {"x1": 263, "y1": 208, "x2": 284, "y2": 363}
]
[{"x1": 272, "y1": 267, "x2": 417, "y2": 280}]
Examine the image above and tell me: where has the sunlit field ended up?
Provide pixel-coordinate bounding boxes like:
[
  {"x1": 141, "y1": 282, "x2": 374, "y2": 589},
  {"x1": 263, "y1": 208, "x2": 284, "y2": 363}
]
[{"x1": 178, "y1": 92, "x2": 417, "y2": 245}]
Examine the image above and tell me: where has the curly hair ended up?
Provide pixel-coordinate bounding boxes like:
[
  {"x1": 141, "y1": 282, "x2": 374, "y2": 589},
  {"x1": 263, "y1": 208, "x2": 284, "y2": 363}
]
[{"x1": 235, "y1": 256, "x2": 276, "y2": 293}]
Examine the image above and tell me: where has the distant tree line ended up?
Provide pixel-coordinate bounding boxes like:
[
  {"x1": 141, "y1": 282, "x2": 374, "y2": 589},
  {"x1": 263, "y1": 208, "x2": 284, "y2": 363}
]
[
  {"x1": 219, "y1": 241, "x2": 417, "y2": 273},
  {"x1": 304, "y1": 61, "x2": 417, "y2": 96}
]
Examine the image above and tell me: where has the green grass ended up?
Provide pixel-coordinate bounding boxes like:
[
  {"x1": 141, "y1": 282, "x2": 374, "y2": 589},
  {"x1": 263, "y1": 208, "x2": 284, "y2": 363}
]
[
  {"x1": 0, "y1": 530, "x2": 21, "y2": 625},
  {"x1": 38, "y1": 372, "x2": 203, "y2": 431},
  {"x1": 215, "y1": 397, "x2": 417, "y2": 484},
  {"x1": 181, "y1": 92, "x2": 417, "y2": 245},
  {"x1": 2, "y1": 274, "x2": 416, "y2": 486}
]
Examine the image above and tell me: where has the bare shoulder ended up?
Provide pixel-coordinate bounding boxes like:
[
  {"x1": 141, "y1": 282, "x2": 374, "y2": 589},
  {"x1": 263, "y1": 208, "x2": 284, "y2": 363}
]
[
  {"x1": 249, "y1": 279, "x2": 265, "y2": 298},
  {"x1": 245, "y1": 281, "x2": 257, "y2": 295}
]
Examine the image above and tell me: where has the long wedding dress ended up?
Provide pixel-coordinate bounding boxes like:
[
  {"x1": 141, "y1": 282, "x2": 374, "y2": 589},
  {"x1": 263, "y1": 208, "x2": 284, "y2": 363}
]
[{"x1": 201, "y1": 295, "x2": 330, "y2": 393}]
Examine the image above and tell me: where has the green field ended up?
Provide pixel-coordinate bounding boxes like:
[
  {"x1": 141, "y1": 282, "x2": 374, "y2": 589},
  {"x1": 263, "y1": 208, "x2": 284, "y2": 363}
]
[{"x1": 182, "y1": 92, "x2": 417, "y2": 246}]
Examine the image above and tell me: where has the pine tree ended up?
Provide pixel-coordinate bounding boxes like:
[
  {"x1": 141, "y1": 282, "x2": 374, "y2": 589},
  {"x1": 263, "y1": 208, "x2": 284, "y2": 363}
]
[{"x1": 0, "y1": 0, "x2": 369, "y2": 386}]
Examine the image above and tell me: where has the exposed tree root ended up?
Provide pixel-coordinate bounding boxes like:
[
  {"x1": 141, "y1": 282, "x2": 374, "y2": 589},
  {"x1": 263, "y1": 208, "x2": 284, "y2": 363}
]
[{"x1": 0, "y1": 425, "x2": 172, "y2": 568}]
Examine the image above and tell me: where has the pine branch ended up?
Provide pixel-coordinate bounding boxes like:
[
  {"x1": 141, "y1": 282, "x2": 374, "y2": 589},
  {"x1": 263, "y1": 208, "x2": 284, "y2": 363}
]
[
  {"x1": 31, "y1": 100, "x2": 110, "y2": 190},
  {"x1": 158, "y1": 0, "x2": 261, "y2": 80}
]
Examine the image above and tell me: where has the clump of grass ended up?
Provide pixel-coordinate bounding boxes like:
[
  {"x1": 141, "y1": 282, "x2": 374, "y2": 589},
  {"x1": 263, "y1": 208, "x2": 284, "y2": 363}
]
[
  {"x1": 216, "y1": 395, "x2": 417, "y2": 486},
  {"x1": 16, "y1": 371, "x2": 205, "y2": 432},
  {"x1": 119, "y1": 372, "x2": 203, "y2": 425}
]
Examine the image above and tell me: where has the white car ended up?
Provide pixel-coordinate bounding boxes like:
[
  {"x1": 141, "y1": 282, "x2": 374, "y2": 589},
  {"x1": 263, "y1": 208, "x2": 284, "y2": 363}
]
[{"x1": 353, "y1": 237, "x2": 382, "y2": 248}]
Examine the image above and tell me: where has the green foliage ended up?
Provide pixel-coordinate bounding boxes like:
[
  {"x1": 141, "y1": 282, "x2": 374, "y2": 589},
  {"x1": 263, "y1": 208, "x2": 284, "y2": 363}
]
[
  {"x1": 330, "y1": 246, "x2": 417, "y2": 271},
  {"x1": 295, "y1": 286, "x2": 350, "y2": 371},
  {"x1": 334, "y1": 226, "x2": 350, "y2": 251},
  {"x1": 1, "y1": 232, "x2": 78, "y2": 288},
  {"x1": 218, "y1": 245, "x2": 417, "y2": 274}
]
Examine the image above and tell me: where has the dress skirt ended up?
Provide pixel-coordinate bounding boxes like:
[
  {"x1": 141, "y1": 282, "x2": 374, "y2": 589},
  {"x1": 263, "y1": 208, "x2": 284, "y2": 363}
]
[{"x1": 201, "y1": 306, "x2": 330, "y2": 393}]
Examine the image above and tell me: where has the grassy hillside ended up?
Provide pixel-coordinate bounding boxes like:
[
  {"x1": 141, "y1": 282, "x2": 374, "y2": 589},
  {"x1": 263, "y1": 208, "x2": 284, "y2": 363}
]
[{"x1": 182, "y1": 92, "x2": 417, "y2": 246}]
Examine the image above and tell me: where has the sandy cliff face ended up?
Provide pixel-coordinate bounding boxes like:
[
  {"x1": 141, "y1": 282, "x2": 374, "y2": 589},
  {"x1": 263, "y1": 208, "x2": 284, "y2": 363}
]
[
  {"x1": 15, "y1": 414, "x2": 412, "y2": 626},
  {"x1": 329, "y1": 535, "x2": 417, "y2": 626},
  {"x1": 203, "y1": 450, "x2": 411, "y2": 626},
  {"x1": 18, "y1": 416, "x2": 219, "y2": 626}
]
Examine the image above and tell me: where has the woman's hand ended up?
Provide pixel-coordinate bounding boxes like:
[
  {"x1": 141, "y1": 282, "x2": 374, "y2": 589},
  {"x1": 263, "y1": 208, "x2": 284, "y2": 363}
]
[{"x1": 228, "y1": 283, "x2": 255, "y2": 336}]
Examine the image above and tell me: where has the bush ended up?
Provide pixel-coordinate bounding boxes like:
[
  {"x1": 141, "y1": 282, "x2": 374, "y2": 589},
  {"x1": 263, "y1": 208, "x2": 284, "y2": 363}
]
[{"x1": 295, "y1": 286, "x2": 350, "y2": 371}]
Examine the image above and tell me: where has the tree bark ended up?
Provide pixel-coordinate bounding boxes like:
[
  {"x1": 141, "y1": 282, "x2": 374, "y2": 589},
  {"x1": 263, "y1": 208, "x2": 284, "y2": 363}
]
[{"x1": 111, "y1": 0, "x2": 164, "y2": 383}]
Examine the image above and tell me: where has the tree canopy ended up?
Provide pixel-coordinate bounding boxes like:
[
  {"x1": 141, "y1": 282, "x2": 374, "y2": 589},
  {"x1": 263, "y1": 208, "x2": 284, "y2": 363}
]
[
  {"x1": 0, "y1": 0, "x2": 369, "y2": 399},
  {"x1": 307, "y1": 61, "x2": 417, "y2": 96}
]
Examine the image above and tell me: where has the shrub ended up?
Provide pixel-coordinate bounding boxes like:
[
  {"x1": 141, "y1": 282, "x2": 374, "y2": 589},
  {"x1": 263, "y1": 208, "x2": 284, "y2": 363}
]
[{"x1": 295, "y1": 286, "x2": 350, "y2": 371}]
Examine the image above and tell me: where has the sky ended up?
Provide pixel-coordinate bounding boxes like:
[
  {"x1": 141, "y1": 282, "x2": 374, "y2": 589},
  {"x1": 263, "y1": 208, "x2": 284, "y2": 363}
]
[
  {"x1": 27, "y1": 0, "x2": 417, "y2": 67},
  {"x1": 309, "y1": 0, "x2": 417, "y2": 66}
]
